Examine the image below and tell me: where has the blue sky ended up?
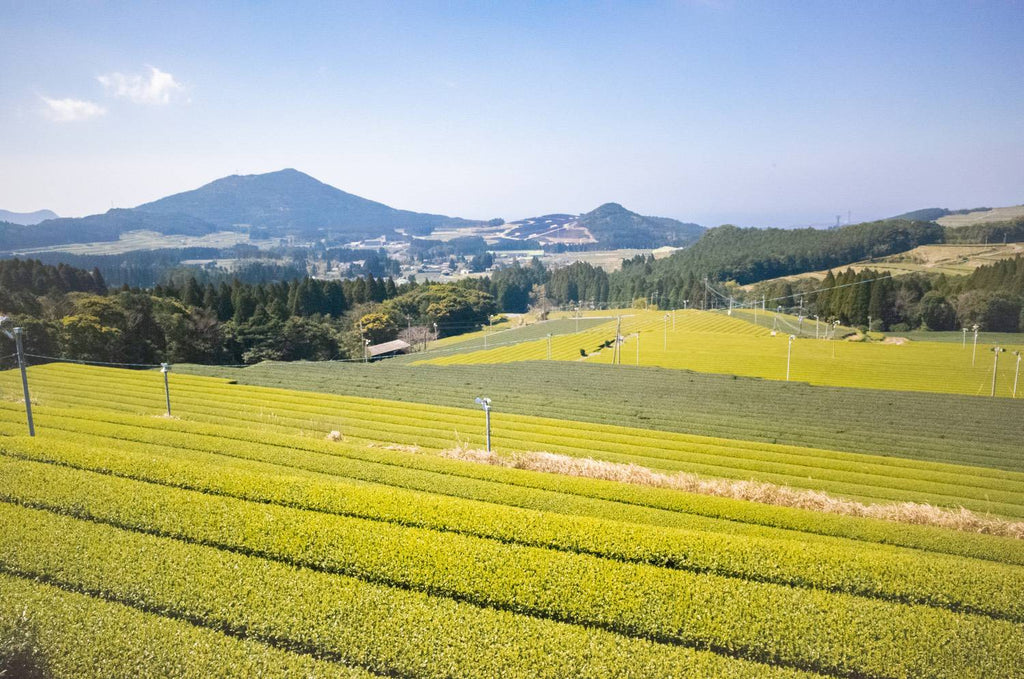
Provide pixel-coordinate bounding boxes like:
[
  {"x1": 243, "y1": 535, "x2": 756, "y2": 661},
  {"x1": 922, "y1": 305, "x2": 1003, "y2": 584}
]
[{"x1": 1, "y1": 1, "x2": 1022, "y2": 227}]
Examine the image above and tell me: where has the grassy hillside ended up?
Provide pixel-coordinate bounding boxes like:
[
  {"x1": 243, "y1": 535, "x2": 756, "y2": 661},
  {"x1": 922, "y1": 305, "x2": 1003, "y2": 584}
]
[
  {"x1": 740, "y1": 242, "x2": 1024, "y2": 285},
  {"x1": 937, "y1": 205, "x2": 1024, "y2": 227}
]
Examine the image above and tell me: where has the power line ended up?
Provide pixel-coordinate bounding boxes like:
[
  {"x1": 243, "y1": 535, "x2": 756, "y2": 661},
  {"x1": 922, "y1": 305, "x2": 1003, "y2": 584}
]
[
  {"x1": 702, "y1": 272, "x2": 893, "y2": 308},
  {"x1": 25, "y1": 354, "x2": 166, "y2": 369}
]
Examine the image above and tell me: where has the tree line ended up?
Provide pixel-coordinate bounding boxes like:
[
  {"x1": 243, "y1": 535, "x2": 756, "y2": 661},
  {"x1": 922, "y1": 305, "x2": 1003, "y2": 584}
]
[
  {"x1": 0, "y1": 259, "x2": 495, "y2": 366},
  {"x1": 749, "y1": 257, "x2": 1024, "y2": 332}
]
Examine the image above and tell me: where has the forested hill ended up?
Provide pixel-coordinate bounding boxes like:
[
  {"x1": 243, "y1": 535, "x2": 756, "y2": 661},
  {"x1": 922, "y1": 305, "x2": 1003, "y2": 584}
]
[
  {"x1": 135, "y1": 168, "x2": 475, "y2": 238},
  {"x1": 576, "y1": 203, "x2": 704, "y2": 248},
  {"x1": 0, "y1": 210, "x2": 217, "y2": 252},
  {"x1": 623, "y1": 218, "x2": 942, "y2": 286},
  {"x1": 0, "y1": 169, "x2": 482, "y2": 251},
  {"x1": 890, "y1": 207, "x2": 990, "y2": 221}
]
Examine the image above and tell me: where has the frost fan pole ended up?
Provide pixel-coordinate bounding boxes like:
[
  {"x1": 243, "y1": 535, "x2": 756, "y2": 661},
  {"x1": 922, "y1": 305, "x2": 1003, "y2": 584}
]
[
  {"x1": 14, "y1": 328, "x2": 34, "y2": 436},
  {"x1": 474, "y1": 397, "x2": 492, "y2": 452},
  {"x1": 160, "y1": 363, "x2": 172, "y2": 416}
]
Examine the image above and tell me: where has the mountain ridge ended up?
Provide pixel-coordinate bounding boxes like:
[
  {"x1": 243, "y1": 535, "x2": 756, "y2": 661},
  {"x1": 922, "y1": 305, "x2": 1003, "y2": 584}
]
[
  {"x1": 0, "y1": 209, "x2": 58, "y2": 225},
  {"x1": 2, "y1": 169, "x2": 706, "y2": 252},
  {"x1": 135, "y1": 168, "x2": 475, "y2": 238}
]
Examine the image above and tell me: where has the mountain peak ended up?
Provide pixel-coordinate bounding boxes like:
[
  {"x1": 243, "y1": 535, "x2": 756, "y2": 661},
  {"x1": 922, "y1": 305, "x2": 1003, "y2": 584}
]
[
  {"x1": 576, "y1": 203, "x2": 704, "y2": 248},
  {"x1": 589, "y1": 202, "x2": 628, "y2": 214},
  {"x1": 133, "y1": 169, "x2": 462, "y2": 237}
]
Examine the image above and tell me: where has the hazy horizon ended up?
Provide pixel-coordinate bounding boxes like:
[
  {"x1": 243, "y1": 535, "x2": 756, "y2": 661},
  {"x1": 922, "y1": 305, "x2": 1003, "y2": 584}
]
[{"x1": 1, "y1": 1, "x2": 1022, "y2": 228}]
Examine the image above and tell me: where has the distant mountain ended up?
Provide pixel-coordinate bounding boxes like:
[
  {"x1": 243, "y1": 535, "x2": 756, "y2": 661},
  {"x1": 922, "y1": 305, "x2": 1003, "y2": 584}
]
[
  {"x1": 504, "y1": 203, "x2": 704, "y2": 248},
  {"x1": 0, "y1": 169, "x2": 483, "y2": 251},
  {"x1": 0, "y1": 209, "x2": 216, "y2": 252},
  {"x1": 135, "y1": 168, "x2": 474, "y2": 239},
  {"x1": 577, "y1": 203, "x2": 704, "y2": 248},
  {"x1": 0, "y1": 209, "x2": 58, "y2": 225}
]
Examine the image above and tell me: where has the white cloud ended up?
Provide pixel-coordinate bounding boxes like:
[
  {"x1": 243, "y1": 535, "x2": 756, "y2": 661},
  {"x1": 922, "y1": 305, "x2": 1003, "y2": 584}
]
[
  {"x1": 40, "y1": 97, "x2": 107, "y2": 122},
  {"x1": 98, "y1": 66, "x2": 186, "y2": 105}
]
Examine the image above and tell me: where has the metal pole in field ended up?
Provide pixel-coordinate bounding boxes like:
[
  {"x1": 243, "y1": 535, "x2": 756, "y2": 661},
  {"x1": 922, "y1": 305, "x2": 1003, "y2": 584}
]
[
  {"x1": 972, "y1": 324, "x2": 980, "y2": 366},
  {"x1": 991, "y1": 347, "x2": 1004, "y2": 397},
  {"x1": 546, "y1": 333, "x2": 552, "y2": 360},
  {"x1": 610, "y1": 315, "x2": 618, "y2": 364},
  {"x1": 1013, "y1": 351, "x2": 1021, "y2": 398},
  {"x1": 160, "y1": 363, "x2": 172, "y2": 416},
  {"x1": 786, "y1": 335, "x2": 795, "y2": 381},
  {"x1": 13, "y1": 328, "x2": 34, "y2": 436},
  {"x1": 962, "y1": 328, "x2": 967, "y2": 349},
  {"x1": 663, "y1": 314, "x2": 669, "y2": 350},
  {"x1": 474, "y1": 397, "x2": 492, "y2": 452},
  {"x1": 814, "y1": 315, "x2": 819, "y2": 340},
  {"x1": 636, "y1": 331, "x2": 640, "y2": 366}
]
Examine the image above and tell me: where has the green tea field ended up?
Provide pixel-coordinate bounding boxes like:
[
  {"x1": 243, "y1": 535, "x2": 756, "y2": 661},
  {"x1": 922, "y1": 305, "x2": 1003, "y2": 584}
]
[
  {"x1": 417, "y1": 309, "x2": 1024, "y2": 397},
  {"x1": 0, "y1": 363, "x2": 1022, "y2": 678}
]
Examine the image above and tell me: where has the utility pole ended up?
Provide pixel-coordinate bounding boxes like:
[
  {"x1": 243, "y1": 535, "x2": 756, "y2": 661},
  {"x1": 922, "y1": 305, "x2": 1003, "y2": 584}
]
[
  {"x1": 962, "y1": 328, "x2": 967, "y2": 349},
  {"x1": 786, "y1": 335, "x2": 796, "y2": 381},
  {"x1": 474, "y1": 397, "x2": 492, "y2": 452},
  {"x1": 160, "y1": 363, "x2": 172, "y2": 416},
  {"x1": 972, "y1": 324, "x2": 980, "y2": 366},
  {"x1": 1012, "y1": 351, "x2": 1021, "y2": 398},
  {"x1": 814, "y1": 315, "x2": 820, "y2": 340},
  {"x1": 991, "y1": 347, "x2": 1004, "y2": 397},
  {"x1": 703, "y1": 276, "x2": 708, "y2": 311},
  {"x1": 664, "y1": 314, "x2": 669, "y2": 350},
  {"x1": 13, "y1": 327, "x2": 34, "y2": 436},
  {"x1": 614, "y1": 315, "x2": 622, "y2": 365},
  {"x1": 546, "y1": 333, "x2": 552, "y2": 360}
]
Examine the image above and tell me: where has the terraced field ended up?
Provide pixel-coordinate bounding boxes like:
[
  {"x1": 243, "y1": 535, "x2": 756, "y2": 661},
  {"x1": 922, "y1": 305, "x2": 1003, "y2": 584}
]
[
  {"x1": 182, "y1": 360, "x2": 1024, "y2": 471},
  {"x1": 418, "y1": 309, "x2": 1024, "y2": 396},
  {"x1": 0, "y1": 363, "x2": 1022, "y2": 678}
]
